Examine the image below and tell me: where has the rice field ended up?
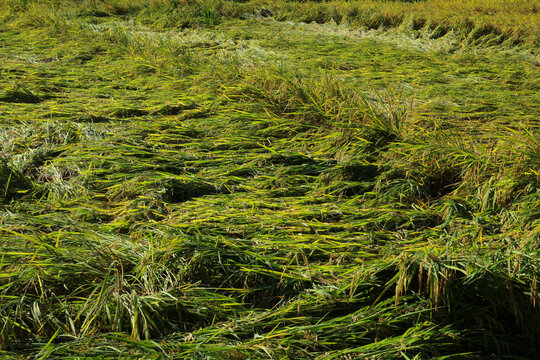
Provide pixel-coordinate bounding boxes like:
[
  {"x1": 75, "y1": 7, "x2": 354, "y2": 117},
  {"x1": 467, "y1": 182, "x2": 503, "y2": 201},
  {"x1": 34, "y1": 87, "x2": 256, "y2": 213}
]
[{"x1": 0, "y1": 0, "x2": 539, "y2": 358}]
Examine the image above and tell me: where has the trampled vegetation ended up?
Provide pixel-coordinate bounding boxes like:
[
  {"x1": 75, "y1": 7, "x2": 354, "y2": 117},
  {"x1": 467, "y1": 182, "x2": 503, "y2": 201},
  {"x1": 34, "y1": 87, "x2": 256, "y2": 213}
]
[{"x1": 0, "y1": 0, "x2": 538, "y2": 358}]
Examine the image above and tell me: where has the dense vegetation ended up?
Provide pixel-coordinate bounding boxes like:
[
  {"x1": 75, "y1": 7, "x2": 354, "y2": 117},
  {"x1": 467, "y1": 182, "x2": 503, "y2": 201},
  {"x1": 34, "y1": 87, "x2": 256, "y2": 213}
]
[{"x1": 0, "y1": 0, "x2": 538, "y2": 358}]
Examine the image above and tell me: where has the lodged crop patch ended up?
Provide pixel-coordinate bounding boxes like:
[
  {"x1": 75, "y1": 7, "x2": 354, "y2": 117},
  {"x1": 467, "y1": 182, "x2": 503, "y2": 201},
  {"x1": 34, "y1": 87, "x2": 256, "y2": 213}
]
[{"x1": 0, "y1": 0, "x2": 538, "y2": 359}]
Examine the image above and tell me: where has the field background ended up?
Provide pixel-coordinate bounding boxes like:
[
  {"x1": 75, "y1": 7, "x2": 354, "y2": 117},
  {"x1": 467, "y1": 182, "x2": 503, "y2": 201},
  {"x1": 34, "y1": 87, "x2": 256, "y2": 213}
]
[{"x1": 0, "y1": 0, "x2": 539, "y2": 358}]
